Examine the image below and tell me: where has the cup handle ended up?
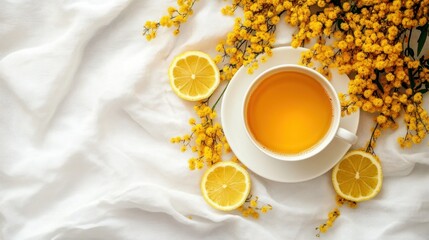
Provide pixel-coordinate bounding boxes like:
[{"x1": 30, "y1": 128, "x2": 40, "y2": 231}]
[{"x1": 335, "y1": 128, "x2": 358, "y2": 145}]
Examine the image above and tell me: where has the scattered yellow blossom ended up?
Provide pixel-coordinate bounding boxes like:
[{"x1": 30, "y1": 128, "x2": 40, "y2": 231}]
[
  {"x1": 237, "y1": 195, "x2": 272, "y2": 218},
  {"x1": 316, "y1": 195, "x2": 357, "y2": 237},
  {"x1": 143, "y1": 0, "x2": 199, "y2": 40}
]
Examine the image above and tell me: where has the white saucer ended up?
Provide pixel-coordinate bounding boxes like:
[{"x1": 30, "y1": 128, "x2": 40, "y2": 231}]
[{"x1": 220, "y1": 46, "x2": 360, "y2": 183}]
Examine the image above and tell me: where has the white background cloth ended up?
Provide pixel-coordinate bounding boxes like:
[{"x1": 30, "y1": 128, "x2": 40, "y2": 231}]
[{"x1": 1, "y1": 0, "x2": 429, "y2": 239}]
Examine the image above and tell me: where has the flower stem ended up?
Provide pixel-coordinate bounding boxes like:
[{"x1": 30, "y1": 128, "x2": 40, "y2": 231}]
[
  {"x1": 211, "y1": 81, "x2": 230, "y2": 110},
  {"x1": 366, "y1": 122, "x2": 379, "y2": 154}
]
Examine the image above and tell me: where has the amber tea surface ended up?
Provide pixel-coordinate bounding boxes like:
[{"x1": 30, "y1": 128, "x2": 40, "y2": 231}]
[{"x1": 246, "y1": 71, "x2": 333, "y2": 154}]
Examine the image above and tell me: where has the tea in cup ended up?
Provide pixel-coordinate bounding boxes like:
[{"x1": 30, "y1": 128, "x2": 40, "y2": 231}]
[{"x1": 243, "y1": 64, "x2": 357, "y2": 161}]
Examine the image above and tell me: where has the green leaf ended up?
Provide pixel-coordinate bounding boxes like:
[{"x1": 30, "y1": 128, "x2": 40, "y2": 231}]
[
  {"x1": 416, "y1": 23, "x2": 429, "y2": 56},
  {"x1": 419, "y1": 89, "x2": 428, "y2": 94},
  {"x1": 336, "y1": 19, "x2": 344, "y2": 30}
]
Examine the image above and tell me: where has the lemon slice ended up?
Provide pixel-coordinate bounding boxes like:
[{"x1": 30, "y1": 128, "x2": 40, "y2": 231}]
[
  {"x1": 200, "y1": 161, "x2": 251, "y2": 211},
  {"x1": 169, "y1": 51, "x2": 220, "y2": 101},
  {"x1": 332, "y1": 150, "x2": 383, "y2": 202}
]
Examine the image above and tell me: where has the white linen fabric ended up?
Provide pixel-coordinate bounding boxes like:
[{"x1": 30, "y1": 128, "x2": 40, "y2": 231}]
[{"x1": 1, "y1": 0, "x2": 429, "y2": 239}]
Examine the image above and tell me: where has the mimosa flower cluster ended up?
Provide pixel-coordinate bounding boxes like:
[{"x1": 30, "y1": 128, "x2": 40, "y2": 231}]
[
  {"x1": 171, "y1": 102, "x2": 231, "y2": 170},
  {"x1": 215, "y1": 0, "x2": 282, "y2": 80},
  {"x1": 291, "y1": 0, "x2": 429, "y2": 151}
]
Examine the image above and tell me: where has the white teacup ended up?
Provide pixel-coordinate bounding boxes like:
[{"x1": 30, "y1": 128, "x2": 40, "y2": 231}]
[{"x1": 242, "y1": 64, "x2": 357, "y2": 161}]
